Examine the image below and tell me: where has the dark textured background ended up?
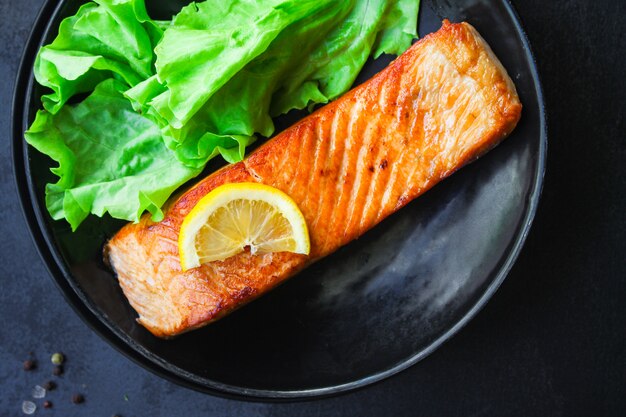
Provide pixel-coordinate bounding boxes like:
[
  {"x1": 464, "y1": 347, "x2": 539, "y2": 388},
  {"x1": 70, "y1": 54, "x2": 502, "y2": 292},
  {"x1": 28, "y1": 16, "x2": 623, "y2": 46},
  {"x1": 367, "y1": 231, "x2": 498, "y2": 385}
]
[{"x1": 1, "y1": 0, "x2": 624, "y2": 416}]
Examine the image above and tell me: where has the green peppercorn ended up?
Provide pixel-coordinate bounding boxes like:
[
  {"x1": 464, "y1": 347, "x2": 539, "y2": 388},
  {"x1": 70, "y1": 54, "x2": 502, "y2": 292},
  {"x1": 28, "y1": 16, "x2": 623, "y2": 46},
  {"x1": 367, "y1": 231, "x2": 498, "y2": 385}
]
[{"x1": 51, "y1": 352, "x2": 64, "y2": 365}]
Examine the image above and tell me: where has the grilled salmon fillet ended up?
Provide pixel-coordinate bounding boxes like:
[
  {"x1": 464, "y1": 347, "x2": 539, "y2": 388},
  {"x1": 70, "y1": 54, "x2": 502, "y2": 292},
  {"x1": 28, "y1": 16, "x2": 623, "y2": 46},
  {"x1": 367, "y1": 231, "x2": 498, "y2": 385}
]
[{"x1": 107, "y1": 21, "x2": 522, "y2": 338}]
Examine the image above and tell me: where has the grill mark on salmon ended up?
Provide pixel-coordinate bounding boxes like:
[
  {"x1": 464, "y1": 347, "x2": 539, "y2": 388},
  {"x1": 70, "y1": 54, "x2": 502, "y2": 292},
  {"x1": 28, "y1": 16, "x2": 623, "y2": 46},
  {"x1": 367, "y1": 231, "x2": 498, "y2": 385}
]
[
  {"x1": 326, "y1": 101, "x2": 361, "y2": 246},
  {"x1": 357, "y1": 119, "x2": 387, "y2": 232},
  {"x1": 107, "y1": 21, "x2": 522, "y2": 337},
  {"x1": 311, "y1": 107, "x2": 342, "y2": 249},
  {"x1": 343, "y1": 115, "x2": 380, "y2": 240},
  {"x1": 285, "y1": 125, "x2": 307, "y2": 199}
]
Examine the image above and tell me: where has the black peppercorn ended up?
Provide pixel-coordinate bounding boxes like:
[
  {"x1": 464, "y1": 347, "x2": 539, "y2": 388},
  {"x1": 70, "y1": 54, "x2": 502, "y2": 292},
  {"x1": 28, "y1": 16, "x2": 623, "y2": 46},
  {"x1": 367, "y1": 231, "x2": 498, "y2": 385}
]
[
  {"x1": 43, "y1": 400, "x2": 53, "y2": 409},
  {"x1": 43, "y1": 381, "x2": 56, "y2": 391},
  {"x1": 72, "y1": 393, "x2": 84, "y2": 404},
  {"x1": 53, "y1": 365, "x2": 64, "y2": 376},
  {"x1": 23, "y1": 359, "x2": 36, "y2": 371}
]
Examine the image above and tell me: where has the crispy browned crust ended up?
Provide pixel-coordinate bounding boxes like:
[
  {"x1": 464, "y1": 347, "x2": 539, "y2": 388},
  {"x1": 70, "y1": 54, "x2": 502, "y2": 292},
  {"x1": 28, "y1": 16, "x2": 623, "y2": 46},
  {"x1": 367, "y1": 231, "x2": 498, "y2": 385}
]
[{"x1": 107, "y1": 21, "x2": 522, "y2": 338}]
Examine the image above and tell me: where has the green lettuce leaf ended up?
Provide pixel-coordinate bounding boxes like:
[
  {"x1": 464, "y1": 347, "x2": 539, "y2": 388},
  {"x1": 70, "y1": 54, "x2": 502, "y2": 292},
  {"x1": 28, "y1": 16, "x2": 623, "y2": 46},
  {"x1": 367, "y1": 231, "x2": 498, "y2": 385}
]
[
  {"x1": 24, "y1": 79, "x2": 201, "y2": 230},
  {"x1": 372, "y1": 0, "x2": 420, "y2": 58},
  {"x1": 34, "y1": 0, "x2": 162, "y2": 114},
  {"x1": 272, "y1": 0, "x2": 407, "y2": 115},
  {"x1": 151, "y1": 0, "x2": 353, "y2": 129}
]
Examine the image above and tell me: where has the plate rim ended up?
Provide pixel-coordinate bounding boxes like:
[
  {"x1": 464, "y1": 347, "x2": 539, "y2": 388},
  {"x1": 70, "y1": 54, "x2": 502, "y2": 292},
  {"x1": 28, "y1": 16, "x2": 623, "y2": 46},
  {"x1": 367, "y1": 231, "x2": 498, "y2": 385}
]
[{"x1": 12, "y1": 0, "x2": 547, "y2": 401}]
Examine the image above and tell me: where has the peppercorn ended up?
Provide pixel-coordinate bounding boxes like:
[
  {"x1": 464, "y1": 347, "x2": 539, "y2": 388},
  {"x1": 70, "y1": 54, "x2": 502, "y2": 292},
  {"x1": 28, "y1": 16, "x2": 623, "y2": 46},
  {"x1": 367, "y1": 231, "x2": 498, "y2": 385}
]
[
  {"x1": 51, "y1": 352, "x2": 64, "y2": 365},
  {"x1": 23, "y1": 359, "x2": 37, "y2": 371},
  {"x1": 43, "y1": 381, "x2": 56, "y2": 391},
  {"x1": 43, "y1": 400, "x2": 53, "y2": 409},
  {"x1": 72, "y1": 393, "x2": 84, "y2": 404},
  {"x1": 53, "y1": 365, "x2": 64, "y2": 376}
]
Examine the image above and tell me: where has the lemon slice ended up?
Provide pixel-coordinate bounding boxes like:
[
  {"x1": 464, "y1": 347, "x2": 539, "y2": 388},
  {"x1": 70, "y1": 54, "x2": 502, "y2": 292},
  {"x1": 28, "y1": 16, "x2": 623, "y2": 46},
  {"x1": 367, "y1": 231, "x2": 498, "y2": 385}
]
[{"x1": 178, "y1": 182, "x2": 310, "y2": 271}]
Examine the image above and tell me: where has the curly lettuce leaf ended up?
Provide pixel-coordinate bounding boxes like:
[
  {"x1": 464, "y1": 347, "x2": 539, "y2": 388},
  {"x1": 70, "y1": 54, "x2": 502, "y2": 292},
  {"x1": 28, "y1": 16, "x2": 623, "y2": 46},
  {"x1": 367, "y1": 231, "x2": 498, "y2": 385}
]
[
  {"x1": 152, "y1": 0, "x2": 349, "y2": 129},
  {"x1": 373, "y1": 0, "x2": 420, "y2": 58},
  {"x1": 34, "y1": 0, "x2": 162, "y2": 114},
  {"x1": 24, "y1": 79, "x2": 201, "y2": 230},
  {"x1": 272, "y1": 0, "x2": 402, "y2": 115}
]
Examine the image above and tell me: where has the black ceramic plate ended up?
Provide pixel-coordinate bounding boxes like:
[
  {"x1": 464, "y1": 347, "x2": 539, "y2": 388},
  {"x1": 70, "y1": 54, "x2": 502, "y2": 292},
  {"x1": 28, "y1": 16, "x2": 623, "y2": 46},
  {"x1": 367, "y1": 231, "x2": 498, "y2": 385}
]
[{"x1": 13, "y1": 0, "x2": 546, "y2": 400}]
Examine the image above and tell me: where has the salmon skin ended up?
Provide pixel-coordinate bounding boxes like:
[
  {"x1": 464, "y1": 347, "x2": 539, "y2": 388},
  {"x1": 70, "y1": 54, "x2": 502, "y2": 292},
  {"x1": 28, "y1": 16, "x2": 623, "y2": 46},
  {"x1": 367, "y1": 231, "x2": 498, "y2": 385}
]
[{"x1": 107, "y1": 21, "x2": 522, "y2": 338}]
